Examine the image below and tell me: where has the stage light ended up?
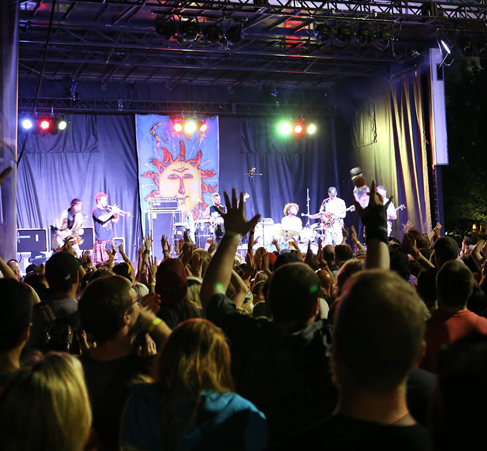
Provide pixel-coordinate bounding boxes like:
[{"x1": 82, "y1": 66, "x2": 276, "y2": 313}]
[
  {"x1": 180, "y1": 20, "x2": 199, "y2": 41},
  {"x1": 355, "y1": 26, "x2": 374, "y2": 45},
  {"x1": 376, "y1": 28, "x2": 393, "y2": 48},
  {"x1": 203, "y1": 24, "x2": 224, "y2": 44},
  {"x1": 278, "y1": 122, "x2": 292, "y2": 135},
  {"x1": 335, "y1": 25, "x2": 353, "y2": 44},
  {"x1": 293, "y1": 123, "x2": 304, "y2": 135},
  {"x1": 314, "y1": 24, "x2": 332, "y2": 42},
  {"x1": 39, "y1": 118, "x2": 52, "y2": 131},
  {"x1": 199, "y1": 121, "x2": 208, "y2": 132},
  {"x1": 226, "y1": 25, "x2": 242, "y2": 45},
  {"x1": 440, "y1": 39, "x2": 451, "y2": 55},
  {"x1": 21, "y1": 118, "x2": 33, "y2": 130},
  {"x1": 57, "y1": 118, "x2": 67, "y2": 130},
  {"x1": 307, "y1": 124, "x2": 317, "y2": 134},
  {"x1": 184, "y1": 120, "x2": 197, "y2": 134},
  {"x1": 173, "y1": 121, "x2": 183, "y2": 133},
  {"x1": 155, "y1": 16, "x2": 177, "y2": 40}
]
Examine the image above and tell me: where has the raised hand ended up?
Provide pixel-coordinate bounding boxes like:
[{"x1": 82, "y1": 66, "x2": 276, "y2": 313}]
[
  {"x1": 144, "y1": 233, "x2": 153, "y2": 252},
  {"x1": 220, "y1": 189, "x2": 261, "y2": 237}
]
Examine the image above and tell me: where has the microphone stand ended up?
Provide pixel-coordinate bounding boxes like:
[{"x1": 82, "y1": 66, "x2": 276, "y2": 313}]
[{"x1": 305, "y1": 188, "x2": 310, "y2": 227}]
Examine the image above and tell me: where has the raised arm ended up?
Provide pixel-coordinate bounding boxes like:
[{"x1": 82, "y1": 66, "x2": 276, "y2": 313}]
[
  {"x1": 201, "y1": 189, "x2": 260, "y2": 311},
  {"x1": 354, "y1": 180, "x2": 390, "y2": 270}
]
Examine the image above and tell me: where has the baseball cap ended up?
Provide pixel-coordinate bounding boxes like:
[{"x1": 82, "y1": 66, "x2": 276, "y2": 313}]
[
  {"x1": 434, "y1": 236, "x2": 459, "y2": 262},
  {"x1": 71, "y1": 198, "x2": 82, "y2": 207},
  {"x1": 46, "y1": 252, "x2": 81, "y2": 282}
]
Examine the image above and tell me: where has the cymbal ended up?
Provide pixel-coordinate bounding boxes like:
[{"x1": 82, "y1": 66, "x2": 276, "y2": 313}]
[{"x1": 274, "y1": 229, "x2": 299, "y2": 237}]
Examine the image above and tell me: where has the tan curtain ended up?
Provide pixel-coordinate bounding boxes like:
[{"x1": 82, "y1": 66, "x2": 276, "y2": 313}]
[{"x1": 390, "y1": 72, "x2": 432, "y2": 234}]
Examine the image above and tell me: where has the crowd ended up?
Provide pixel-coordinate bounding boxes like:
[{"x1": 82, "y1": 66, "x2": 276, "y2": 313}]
[{"x1": 2, "y1": 163, "x2": 487, "y2": 450}]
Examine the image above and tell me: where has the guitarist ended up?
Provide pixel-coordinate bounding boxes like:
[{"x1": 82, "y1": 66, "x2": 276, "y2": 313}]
[
  {"x1": 310, "y1": 187, "x2": 347, "y2": 246},
  {"x1": 51, "y1": 198, "x2": 86, "y2": 256},
  {"x1": 377, "y1": 186, "x2": 397, "y2": 237}
]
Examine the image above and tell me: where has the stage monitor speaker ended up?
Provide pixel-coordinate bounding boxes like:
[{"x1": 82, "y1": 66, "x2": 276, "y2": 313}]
[
  {"x1": 146, "y1": 210, "x2": 181, "y2": 261},
  {"x1": 80, "y1": 227, "x2": 95, "y2": 250},
  {"x1": 17, "y1": 228, "x2": 48, "y2": 253}
]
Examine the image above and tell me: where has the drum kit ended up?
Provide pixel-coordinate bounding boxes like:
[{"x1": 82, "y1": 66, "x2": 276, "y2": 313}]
[{"x1": 273, "y1": 225, "x2": 323, "y2": 253}]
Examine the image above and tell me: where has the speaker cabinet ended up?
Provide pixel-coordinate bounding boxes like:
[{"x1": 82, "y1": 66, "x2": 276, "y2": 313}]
[
  {"x1": 17, "y1": 228, "x2": 48, "y2": 253},
  {"x1": 146, "y1": 210, "x2": 181, "y2": 261}
]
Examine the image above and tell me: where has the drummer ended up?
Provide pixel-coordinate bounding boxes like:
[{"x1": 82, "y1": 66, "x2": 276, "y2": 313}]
[
  {"x1": 203, "y1": 192, "x2": 227, "y2": 244},
  {"x1": 281, "y1": 203, "x2": 302, "y2": 235}
]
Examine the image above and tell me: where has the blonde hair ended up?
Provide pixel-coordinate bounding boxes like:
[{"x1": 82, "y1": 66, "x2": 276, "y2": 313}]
[
  {"x1": 283, "y1": 202, "x2": 299, "y2": 216},
  {"x1": 0, "y1": 353, "x2": 92, "y2": 451},
  {"x1": 158, "y1": 319, "x2": 234, "y2": 451}
]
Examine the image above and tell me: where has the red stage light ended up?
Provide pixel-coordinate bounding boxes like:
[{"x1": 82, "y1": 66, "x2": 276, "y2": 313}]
[
  {"x1": 199, "y1": 122, "x2": 208, "y2": 132},
  {"x1": 39, "y1": 119, "x2": 51, "y2": 131},
  {"x1": 173, "y1": 121, "x2": 183, "y2": 132},
  {"x1": 294, "y1": 124, "x2": 304, "y2": 134}
]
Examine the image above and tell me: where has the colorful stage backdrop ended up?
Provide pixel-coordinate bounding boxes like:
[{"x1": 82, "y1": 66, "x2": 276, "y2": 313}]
[{"x1": 135, "y1": 115, "x2": 220, "y2": 233}]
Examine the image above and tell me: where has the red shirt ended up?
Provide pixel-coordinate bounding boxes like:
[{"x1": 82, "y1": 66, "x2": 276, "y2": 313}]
[{"x1": 422, "y1": 309, "x2": 487, "y2": 373}]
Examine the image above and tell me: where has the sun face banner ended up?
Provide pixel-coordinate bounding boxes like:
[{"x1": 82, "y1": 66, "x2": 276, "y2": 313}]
[{"x1": 135, "y1": 115, "x2": 220, "y2": 230}]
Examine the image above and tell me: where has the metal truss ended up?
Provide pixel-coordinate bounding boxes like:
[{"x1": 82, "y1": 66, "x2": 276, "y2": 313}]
[
  {"x1": 18, "y1": 96, "x2": 336, "y2": 117},
  {"x1": 18, "y1": 0, "x2": 486, "y2": 91}
]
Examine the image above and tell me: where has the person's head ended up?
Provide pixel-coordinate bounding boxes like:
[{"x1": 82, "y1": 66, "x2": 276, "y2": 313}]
[
  {"x1": 45, "y1": 252, "x2": 80, "y2": 294},
  {"x1": 0, "y1": 352, "x2": 91, "y2": 451},
  {"x1": 7, "y1": 259, "x2": 21, "y2": 280},
  {"x1": 70, "y1": 198, "x2": 83, "y2": 214},
  {"x1": 377, "y1": 185, "x2": 387, "y2": 197},
  {"x1": 113, "y1": 262, "x2": 132, "y2": 281},
  {"x1": 268, "y1": 263, "x2": 320, "y2": 323},
  {"x1": 186, "y1": 276, "x2": 203, "y2": 309},
  {"x1": 158, "y1": 319, "x2": 234, "y2": 396},
  {"x1": 328, "y1": 186, "x2": 337, "y2": 198},
  {"x1": 334, "y1": 258, "x2": 364, "y2": 298},
  {"x1": 315, "y1": 268, "x2": 334, "y2": 295},
  {"x1": 416, "y1": 267, "x2": 438, "y2": 311},
  {"x1": 433, "y1": 236, "x2": 459, "y2": 268},
  {"x1": 95, "y1": 192, "x2": 108, "y2": 207},
  {"x1": 0, "y1": 279, "x2": 33, "y2": 354},
  {"x1": 132, "y1": 281, "x2": 149, "y2": 302},
  {"x1": 333, "y1": 270, "x2": 425, "y2": 395},
  {"x1": 389, "y1": 247, "x2": 411, "y2": 281},
  {"x1": 273, "y1": 252, "x2": 302, "y2": 272},
  {"x1": 334, "y1": 244, "x2": 353, "y2": 267},
  {"x1": 436, "y1": 260, "x2": 475, "y2": 309},
  {"x1": 283, "y1": 203, "x2": 299, "y2": 216},
  {"x1": 322, "y1": 245, "x2": 335, "y2": 265},
  {"x1": 211, "y1": 192, "x2": 221, "y2": 206},
  {"x1": 79, "y1": 276, "x2": 138, "y2": 345},
  {"x1": 155, "y1": 258, "x2": 188, "y2": 305}
]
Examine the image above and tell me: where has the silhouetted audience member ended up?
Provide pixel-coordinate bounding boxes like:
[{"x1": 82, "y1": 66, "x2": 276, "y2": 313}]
[
  {"x1": 422, "y1": 260, "x2": 487, "y2": 373},
  {"x1": 78, "y1": 275, "x2": 171, "y2": 451},
  {"x1": 201, "y1": 190, "x2": 336, "y2": 443},
  {"x1": 0, "y1": 279, "x2": 33, "y2": 387}
]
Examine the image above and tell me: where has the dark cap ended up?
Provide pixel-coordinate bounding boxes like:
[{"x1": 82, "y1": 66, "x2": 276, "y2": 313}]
[
  {"x1": 328, "y1": 186, "x2": 337, "y2": 196},
  {"x1": 274, "y1": 252, "x2": 302, "y2": 271},
  {"x1": 70, "y1": 198, "x2": 82, "y2": 207},
  {"x1": 156, "y1": 258, "x2": 188, "y2": 305},
  {"x1": 46, "y1": 252, "x2": 81, "y2": 282},
  {"x1": 434, "y1": 236, "x2": 459, "y2": 262}
]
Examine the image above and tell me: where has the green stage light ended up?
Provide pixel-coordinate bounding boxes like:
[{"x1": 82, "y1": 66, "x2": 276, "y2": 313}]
[{"x1": 278, "y1": 122, "x2": 292, "y2": 135}]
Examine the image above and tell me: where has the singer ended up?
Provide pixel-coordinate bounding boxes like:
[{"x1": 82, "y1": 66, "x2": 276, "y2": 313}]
[{"x1": 92, "y1": 192, "x2": 120, "y2": 264}]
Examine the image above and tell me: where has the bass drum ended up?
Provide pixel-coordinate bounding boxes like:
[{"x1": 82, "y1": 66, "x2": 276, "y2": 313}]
[{"x1": 299, "y1": 227, "x2": 315, "y2": 243}]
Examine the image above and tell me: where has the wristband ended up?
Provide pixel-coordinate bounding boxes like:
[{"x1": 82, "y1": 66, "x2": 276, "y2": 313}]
[
  {"x1": 417, "y1": 251, "x2": 423, "y2": 259},
  {"x1": 150, "y1": 282, "x2": 156, "y2": 286},
  {"x1": 355, "y1": 240, "x2": 360, "y2": 245},
  {"x1": 148, "y1": 318, "x2": 162, "y2": 333},
  {"x1": 225, "y1": 231, "x2": 241, "y2": 239}
]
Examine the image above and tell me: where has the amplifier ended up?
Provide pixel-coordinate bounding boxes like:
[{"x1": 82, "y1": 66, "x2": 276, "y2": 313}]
[
  {"x1": 17, "y1": 228, "x2": 48, "y2": 253},
  {"x1": 148, "y1": 196, "x2": 179, "y2": 210}
]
